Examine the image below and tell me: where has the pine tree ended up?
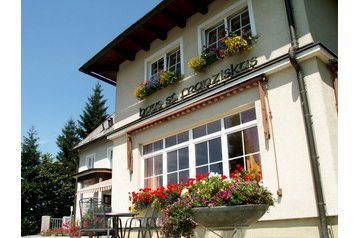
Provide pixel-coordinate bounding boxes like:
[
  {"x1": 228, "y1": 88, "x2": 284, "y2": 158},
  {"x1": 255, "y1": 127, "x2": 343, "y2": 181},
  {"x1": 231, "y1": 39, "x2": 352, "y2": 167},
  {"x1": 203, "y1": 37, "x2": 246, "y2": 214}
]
[
  {"x1": 21, "y1": 126, "x2": 41, "y2": 181},
  {"x1": 56, "y1": 119, "x2": 81, "y2": 172},
  {"x1": 21, "y1": 126, "x2": 42, "y2": 236},
  {"x1": 77, "y1": 83, "x2": 109, "y2": 139},
  {"x1": 53, "y1": 119, "x2": 81, "y2": 217}
]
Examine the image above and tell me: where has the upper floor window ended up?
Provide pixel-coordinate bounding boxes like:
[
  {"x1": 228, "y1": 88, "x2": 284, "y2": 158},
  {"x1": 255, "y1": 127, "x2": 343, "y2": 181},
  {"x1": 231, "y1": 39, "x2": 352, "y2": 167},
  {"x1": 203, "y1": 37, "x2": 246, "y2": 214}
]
[
  {"x1": 149, "y1": 48, "x2": 181, "y2": 81},
  {"x1": 145, "y1": 38, "x2": 183, "y2": 81},
  {"x1": 85, "y1": 154, "x2": 95, "y2": 169},
  {"x1": 200, "y1": 5, "x2": 253, "y2": 52},
  {"x1": 228, "y1": 8, "x2": 251, "y2": 37}
]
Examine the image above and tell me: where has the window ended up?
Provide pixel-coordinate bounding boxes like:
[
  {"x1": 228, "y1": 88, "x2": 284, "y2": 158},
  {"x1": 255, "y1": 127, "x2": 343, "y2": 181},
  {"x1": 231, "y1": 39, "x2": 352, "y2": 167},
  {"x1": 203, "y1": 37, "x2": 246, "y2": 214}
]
[
  {"x1": 228, "y1": 8, "x2": 251, "y2": 37},
  {"x1": 145, "y1": 39, "x2": 183, "y2": 82},
  {"x1": 205, "y1": 22, "x2": 226, "y2": 50},
  {"x1": 142, "y1": 107, "x2": 262, "y2": 188},
  {"x1": 149, "y1": 48, "x2": 181, "y2": 80},
  {"x1": 167, "y1": 147, "x2": 190, "y2": 184},
  {"x1": 201, "y1": 6, "x2": 252, "y2": 51},
  {"x1": 144, "y1": 154, "x2": 163, "y2": 189},
  {"x1": 85, "y1": 154, "x2": 95, "y2": 169}
]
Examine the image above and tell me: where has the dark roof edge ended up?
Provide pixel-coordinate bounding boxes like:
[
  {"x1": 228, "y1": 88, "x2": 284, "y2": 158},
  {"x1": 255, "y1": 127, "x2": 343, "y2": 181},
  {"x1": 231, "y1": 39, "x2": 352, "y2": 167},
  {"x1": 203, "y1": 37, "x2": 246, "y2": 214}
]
[
  {"x1": 79, "y1": 0, "x2": 173, "y2": 76},
  {"x1": 73, "y1": 168, "x2": 112, "y2": 179}
]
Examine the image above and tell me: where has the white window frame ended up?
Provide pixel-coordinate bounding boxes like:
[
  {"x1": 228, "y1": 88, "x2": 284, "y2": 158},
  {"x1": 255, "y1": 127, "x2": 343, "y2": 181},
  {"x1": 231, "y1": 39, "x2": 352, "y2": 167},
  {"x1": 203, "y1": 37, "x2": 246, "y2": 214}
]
[
  {"x1": 144, "y1": 37, "x2": 184, "y2": 81},
  {"x1": 197, "y1": 0, "x2": 256, "y2": 54},
  {"x1": 85, "y1": 153, "x2": 95, "y2": 169},
  {"x1": 141, "y1": 105, "x2": 261, "y2": 188}
]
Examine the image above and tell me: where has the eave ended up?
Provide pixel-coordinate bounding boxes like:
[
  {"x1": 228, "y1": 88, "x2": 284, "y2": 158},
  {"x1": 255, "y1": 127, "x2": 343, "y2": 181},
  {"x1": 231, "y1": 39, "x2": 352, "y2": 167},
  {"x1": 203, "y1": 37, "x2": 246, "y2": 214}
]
[{"x1": 79, "y1": 0, "x2": 215, "y2": 86}]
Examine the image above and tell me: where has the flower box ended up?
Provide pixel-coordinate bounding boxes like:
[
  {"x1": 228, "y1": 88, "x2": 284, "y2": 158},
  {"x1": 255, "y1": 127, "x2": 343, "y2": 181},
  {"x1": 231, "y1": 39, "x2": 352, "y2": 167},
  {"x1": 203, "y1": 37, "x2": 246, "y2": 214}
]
[{"x1": 191, "y1": 204, "x2": 269, "y2": 228}]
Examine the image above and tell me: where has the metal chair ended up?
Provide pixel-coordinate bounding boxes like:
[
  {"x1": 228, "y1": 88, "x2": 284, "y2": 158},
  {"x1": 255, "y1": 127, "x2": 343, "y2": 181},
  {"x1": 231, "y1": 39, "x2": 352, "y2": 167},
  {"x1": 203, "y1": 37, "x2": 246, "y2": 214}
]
[
  {"x1": 123, "y1": 204, "x2": 161, "y2": 238},
  {"x1": 78, "y1": 197, "x2": 113, "y2": 238}
]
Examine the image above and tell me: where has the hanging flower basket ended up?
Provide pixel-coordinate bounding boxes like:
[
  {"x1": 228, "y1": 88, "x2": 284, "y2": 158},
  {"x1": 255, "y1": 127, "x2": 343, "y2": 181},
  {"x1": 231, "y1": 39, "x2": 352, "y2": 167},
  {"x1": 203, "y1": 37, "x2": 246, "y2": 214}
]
[{"x1": 191, "y1": 204, "x2": 269, "y2": 228}]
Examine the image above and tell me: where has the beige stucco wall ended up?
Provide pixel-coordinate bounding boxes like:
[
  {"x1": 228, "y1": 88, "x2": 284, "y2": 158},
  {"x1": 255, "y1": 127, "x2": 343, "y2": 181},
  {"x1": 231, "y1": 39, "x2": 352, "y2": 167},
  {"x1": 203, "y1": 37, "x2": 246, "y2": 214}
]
[
  {"x1": 107, "y1": 0, "x2": 337, "y2": 235},
  {"x1": 78, "y1": 140, "x2": 113, "y2": 172},
  {"x1": 114, "y1": 0, "x2": 324, "y2": 125},
  {"x1": 111, "y1": 59, "x2": 338, "y2": 217}
]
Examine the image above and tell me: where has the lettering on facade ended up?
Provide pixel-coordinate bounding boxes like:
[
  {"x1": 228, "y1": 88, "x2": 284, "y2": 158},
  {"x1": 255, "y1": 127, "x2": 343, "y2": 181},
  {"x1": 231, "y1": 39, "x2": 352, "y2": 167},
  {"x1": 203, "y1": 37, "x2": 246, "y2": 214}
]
[{"x1": 139, "y1": 57, "x2": 258, "y2": 117}]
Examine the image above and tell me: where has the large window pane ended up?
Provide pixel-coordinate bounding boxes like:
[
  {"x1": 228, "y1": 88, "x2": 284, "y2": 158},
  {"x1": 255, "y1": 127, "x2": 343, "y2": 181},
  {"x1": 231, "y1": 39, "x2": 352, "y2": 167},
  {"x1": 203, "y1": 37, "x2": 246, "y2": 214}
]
[
  {"x1": 210, "y1": 163, "x2": 223, "y2": 174},
  {"x1": 209, "y1": 138, "x2": 222, "y2": 163},
  {"x1": 224, "y1": 113, "x2": 241, "y2": 128},
  {"x1": 196, "y1": 166, "x2": 208, "y2": 175},
  {"x1": 207, "y1": 120, "x2": 221, "y2": 134},
  {"x1": 241, "y1": 108, "x2": 256, "y2": 123},
  {"x1": 165, "y1": 135, "x2": 176, "y2": 148},
  {"x1": 246, "y1": 154, "x2": 261, "y2": 175},
  {"x1": 229, "y1": 158, "x2": 245, "y2": 174},
  {"x1": 177, "y1": 131, "x2": 189, "y2": 144},
  {"x1": 154, "y1": 155, "x2": 163, "y2": 175},
  {"x1": 153, "y1": 140, "x2": 163, "y2": 151},
  {"x1": 144, "y1": 157, "x2": 153, "y2": 177},
  {"x1": 167, "y1": 173, "x2": 177, "y2": 185},
  {"x1": 143, "y1": 144, "x2": 153, "y2": 155},
  {"x1": 227, "y1": 131, "x2": 243, "y2": 158},
  {"x1": 243, "y1": 127, "x2": 259, "y2": 154},
  {"x1": 193, "y1": 125, "x2": 206, "y2": 139},
  {"x1": 178, "y1": 148, "x2": 189, "y2": 170},
  {"x1": 167, "y1": 151, "x2": 177, "y2": 173},
  {"x1": 241, "y1": 10, "x2": 250, "y2": 27},
  {"x1": 179, "y1": 170, "x2": 189, "y2": 183},
  {"x1": 195, "y1": 142, "x2": 208, "y2": 166}
]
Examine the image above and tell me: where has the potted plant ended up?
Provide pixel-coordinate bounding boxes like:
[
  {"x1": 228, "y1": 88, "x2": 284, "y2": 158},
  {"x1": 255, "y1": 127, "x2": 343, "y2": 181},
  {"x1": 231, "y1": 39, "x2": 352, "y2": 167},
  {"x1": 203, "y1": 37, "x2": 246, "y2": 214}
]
[
  {"x1": 187, "y1": 32, "x2": 258, "y2": 73},
  {"x1": 222, "y1": 32, "x2": 258, "y2": 57},
  {"x1": 187, "y1": 57, "x2": 207, "y2": 72},
  {"x1": 129, "y1": 183, "x2": 183, "y2": 212},
  {"x1": 161, "y1": 166, "x2": 275, "y2": 237},
  {"x1": 134, "y1": 71, "x2": 183, "y2": 100}
]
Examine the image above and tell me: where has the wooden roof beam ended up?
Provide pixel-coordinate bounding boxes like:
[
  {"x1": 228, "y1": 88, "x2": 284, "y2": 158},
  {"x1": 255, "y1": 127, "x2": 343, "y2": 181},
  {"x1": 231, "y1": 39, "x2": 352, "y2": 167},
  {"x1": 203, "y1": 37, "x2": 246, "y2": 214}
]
[
  {"x1": 161, "y1": 10, "x2": 186, "y2": 28},
  {"x1": 112, "y1": 47, "x2": 136, "y2": 61},
  {"x1": 127, "y1": 35, "x2": 151, "y2": 51},
  {"x1": 143, "y1": 23, "x2": 167, "y2": 41},
  {"x1": 190, "y1": 0, "x2": 208, "y2": 15}
]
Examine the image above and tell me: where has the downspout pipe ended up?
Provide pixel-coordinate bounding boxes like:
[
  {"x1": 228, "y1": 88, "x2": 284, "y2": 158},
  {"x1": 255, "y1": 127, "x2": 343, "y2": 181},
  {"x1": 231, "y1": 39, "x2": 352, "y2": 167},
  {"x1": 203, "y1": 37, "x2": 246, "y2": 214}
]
[{"x1": 284, "y1": 1, "x2": 330, "y2": 238}]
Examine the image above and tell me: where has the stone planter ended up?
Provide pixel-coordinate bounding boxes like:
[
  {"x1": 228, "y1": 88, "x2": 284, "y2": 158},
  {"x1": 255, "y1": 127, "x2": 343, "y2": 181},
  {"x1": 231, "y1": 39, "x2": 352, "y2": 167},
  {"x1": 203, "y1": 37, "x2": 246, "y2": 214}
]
[{"x1": 191, "y1": 204, "x2": 269, "y2": 228}]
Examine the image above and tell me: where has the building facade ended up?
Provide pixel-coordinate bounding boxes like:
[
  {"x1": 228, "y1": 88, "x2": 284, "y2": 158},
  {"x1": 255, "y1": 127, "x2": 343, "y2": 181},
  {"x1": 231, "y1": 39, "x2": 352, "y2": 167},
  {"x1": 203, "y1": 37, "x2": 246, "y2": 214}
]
[{"x1": 77, "y1": 0, "x2": 338, "y2": 237}]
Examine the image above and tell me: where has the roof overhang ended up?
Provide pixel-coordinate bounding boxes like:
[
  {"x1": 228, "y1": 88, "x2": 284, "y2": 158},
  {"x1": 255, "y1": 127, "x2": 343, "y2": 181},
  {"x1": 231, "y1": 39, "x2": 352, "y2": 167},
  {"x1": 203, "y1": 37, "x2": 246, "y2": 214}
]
[
  {"x1": 79, "y1": 0, "x2": 215, "y2": 86},
  {"x1": 77, "y1": 179, "x2": 112, "y2": 194},
  {"x1": 73, "y1": 168, "x2": 112, "y2": 181}
]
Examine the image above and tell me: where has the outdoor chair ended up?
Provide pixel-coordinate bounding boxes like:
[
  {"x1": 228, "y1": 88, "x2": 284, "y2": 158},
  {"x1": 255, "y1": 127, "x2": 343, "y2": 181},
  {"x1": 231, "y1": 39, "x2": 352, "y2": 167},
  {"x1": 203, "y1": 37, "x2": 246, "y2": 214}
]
[
  {"x1": 78, "y1": 197, "x2": 113, "y2": 238},
  {"x1": 123, "y1": 204, "x2": 161, "y2": 238}
]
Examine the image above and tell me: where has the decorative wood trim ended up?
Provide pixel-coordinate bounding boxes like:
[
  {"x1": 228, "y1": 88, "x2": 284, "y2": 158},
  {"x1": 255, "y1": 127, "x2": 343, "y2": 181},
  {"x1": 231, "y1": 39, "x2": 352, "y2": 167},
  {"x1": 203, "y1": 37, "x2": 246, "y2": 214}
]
[
  {"x1": 258, "y1": 78, "x2": 270, "y2": 140},
  {"x1": 127, "y1": 133, "x2": 133, "y2": 174}
]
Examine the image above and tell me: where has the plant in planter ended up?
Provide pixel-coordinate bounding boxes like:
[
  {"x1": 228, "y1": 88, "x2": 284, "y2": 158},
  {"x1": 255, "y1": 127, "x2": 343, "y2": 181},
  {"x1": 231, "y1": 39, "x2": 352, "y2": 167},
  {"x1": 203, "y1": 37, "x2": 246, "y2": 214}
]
[
  {"x1": 161, "y1": 166, "x2": 274, "y2": 238},
  {"x1": 222, "y1": 32, "x2": 258, "y2": 57},
  {"x1": 159, "y1": 70, "x2": 182, "y2": 88},
  {"x1": 134, "y1": 71, "x2": 183, "y2": 100},
  {"x1": 129, "y1": 183, "x2": 183, "y2": 212},
  {"x1": 187, "y1": 32, "x2": 258, "y2": 73},
  {"x1": 187, "y1": 56, "x2": 207, "y2": 73}
]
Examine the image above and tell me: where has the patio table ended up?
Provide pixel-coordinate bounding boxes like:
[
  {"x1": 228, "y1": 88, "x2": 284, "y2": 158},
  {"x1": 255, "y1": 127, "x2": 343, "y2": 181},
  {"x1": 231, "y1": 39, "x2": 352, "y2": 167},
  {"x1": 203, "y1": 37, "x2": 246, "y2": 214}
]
[{"x1": 106, "y1": 212, "x2": 138, "y2": 238}]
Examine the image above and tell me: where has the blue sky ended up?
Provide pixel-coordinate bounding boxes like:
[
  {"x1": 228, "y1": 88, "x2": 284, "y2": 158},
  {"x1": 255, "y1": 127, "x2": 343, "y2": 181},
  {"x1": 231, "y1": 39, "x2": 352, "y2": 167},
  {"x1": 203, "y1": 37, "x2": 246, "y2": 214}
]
[{"x1": 21, "y1": 0, "x2": 161, "y2": 156}]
